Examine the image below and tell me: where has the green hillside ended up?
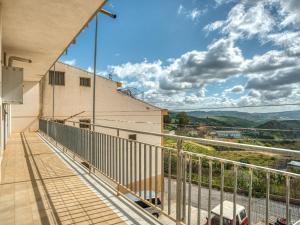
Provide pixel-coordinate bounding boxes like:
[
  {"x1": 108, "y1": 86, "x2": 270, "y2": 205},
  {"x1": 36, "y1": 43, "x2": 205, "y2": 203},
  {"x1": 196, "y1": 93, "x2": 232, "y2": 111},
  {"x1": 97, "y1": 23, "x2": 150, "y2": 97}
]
[
  {"x1": 167, "y1": 112, "x2": 255, "y2": 127},
  {"x1": 257, "y1": 120, "x2": 300, "y2": 130}
]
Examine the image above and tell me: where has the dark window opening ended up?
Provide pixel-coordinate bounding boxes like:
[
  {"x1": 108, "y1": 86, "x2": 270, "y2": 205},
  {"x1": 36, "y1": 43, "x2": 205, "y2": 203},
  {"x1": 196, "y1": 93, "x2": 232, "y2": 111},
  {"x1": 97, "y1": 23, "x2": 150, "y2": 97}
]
[
  {"x1": 79, "y1": 119, "x2": 91, "y2": 129},
  {"x1": 49, "y1": 71, "x2": 65, "y2": 86},
  {"x1": 128, "y1": 134, "x2": 137, "y2": 140},
  {"x1": 53, "y1": 119, "x2": 64, "y2": 124},
  {"x1": 80, "y1": 77, "x2": 91, "y2": 87}
]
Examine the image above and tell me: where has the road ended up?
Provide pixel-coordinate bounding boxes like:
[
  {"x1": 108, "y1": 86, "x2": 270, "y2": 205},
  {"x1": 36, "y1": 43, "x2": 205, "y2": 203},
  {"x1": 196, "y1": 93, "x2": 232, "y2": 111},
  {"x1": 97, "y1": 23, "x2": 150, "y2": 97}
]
[{"x1": 162, "y1": 178, "x2": 300, "y2": 224}]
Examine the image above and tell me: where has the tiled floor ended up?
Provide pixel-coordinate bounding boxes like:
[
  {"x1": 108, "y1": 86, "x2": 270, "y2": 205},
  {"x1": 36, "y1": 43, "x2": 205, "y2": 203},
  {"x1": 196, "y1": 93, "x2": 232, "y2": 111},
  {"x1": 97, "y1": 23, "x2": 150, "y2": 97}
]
[{"x1": 0, "y1": 133, "x2": 133, "y2": 225}]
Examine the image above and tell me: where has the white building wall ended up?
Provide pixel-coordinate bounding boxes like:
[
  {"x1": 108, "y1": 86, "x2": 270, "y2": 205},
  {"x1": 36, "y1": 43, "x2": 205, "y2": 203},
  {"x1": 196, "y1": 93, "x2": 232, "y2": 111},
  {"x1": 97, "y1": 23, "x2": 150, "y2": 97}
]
[
  {"x1": 11, "y1": 81, "x2": 40, "y2": 132},
  {"x1": 42, "y1": 62, "x2": 163, "y2": 146}
]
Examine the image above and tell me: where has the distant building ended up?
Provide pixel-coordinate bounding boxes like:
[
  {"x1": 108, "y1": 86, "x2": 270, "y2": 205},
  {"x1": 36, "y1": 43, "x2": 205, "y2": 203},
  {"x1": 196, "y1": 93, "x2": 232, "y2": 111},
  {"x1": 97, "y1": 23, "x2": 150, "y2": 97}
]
[
  {"x1": 188, "y1": 130, "x2": 198, "y2": 137},
  {"x1": 287, "y1": 161, "x2": 300, "y2": 173},
  {"x1": 215, "y1": 130, "x2": 242, "y2": 139}
]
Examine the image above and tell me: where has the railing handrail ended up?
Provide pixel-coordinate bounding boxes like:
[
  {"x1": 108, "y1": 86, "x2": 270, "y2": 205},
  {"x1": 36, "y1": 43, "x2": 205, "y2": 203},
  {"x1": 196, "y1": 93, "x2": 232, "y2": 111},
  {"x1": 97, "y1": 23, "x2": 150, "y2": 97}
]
[
  {"x1": 41, "y1": 118, "x2": 300, "y2": 178},
  {"x1": 57, "y1": 118, "x2": 300, "y2": 156}
]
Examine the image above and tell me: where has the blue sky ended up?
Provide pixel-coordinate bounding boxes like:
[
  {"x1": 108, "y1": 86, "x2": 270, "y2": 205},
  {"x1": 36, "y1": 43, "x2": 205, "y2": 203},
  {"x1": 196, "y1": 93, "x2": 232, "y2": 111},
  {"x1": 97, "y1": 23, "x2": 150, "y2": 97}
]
[{"x1": 60, "y1": 0, "x2": 300, "y2": 112}]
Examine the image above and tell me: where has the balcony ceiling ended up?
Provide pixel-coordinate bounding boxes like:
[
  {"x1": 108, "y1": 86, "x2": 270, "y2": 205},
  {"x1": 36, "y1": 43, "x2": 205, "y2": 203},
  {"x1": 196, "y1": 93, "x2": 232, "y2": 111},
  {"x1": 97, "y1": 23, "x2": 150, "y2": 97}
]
[{"x1": 1, "y1": 0, "x2": 106, "y2": 81}]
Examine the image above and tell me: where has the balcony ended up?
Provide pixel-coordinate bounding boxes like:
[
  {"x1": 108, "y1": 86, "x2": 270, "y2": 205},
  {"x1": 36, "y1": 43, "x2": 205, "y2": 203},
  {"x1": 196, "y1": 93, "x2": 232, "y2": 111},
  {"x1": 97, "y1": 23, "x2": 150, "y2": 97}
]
[
  {"x1": 1, "y1": 119, "x2": 300, "y2": 225},
  {"x1": 0, "y1": 132, "x2": 160, "y2": 225}
]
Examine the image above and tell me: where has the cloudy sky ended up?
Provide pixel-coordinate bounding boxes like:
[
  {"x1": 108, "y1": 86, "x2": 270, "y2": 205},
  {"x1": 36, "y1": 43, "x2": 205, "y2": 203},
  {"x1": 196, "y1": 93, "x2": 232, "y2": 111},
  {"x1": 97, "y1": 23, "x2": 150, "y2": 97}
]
[{"x1": 60, "y1": 0, "x2": 300, "y2": 112}]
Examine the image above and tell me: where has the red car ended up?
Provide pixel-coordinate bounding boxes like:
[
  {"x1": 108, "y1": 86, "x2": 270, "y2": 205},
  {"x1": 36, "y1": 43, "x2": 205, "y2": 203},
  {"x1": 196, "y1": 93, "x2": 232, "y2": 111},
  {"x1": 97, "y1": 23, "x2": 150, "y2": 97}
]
[{"x1": 205, "y1": 201, "x2": 248, "y2": 225}]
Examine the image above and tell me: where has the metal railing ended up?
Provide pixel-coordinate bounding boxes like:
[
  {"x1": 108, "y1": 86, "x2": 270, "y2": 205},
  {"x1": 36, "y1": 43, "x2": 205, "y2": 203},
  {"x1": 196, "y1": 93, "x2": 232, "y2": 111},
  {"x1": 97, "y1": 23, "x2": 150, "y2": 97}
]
[{"x1": 39, "y1": 119, "x2": 300, "y2": 225}]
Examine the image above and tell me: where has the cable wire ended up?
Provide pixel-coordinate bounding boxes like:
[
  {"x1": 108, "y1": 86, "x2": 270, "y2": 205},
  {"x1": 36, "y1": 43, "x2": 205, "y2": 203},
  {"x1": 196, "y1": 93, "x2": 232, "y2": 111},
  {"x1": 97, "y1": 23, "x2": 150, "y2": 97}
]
[{"x1": 164, "y1": 102, "x2": 300, "y2": 111}]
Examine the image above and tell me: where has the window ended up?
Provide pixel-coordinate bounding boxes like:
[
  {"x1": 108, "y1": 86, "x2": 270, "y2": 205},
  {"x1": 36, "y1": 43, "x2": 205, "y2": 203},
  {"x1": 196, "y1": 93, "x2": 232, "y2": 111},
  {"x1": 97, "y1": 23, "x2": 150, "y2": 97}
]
[
  {"x1": 80, "y1": 77, "x2": 91, "y2": 87},
  {"x1": 239, "y1": 209, "x2": 247, "y2": 222},
  {"x1": 128, "y1": 134, "x2": 137, "y2": 140},
  {"x1": 79, "y1": 119, "x2": 91, "y2": 129},
  {"x1": 49, "y1": 71, "x2": 65, "y2": 86},
  {"x1": 211, "y1": 214, "x2": 231, "y2": 225},
  {"x1": 53, "y1": 119, "x2": 64, "y2": 124}
]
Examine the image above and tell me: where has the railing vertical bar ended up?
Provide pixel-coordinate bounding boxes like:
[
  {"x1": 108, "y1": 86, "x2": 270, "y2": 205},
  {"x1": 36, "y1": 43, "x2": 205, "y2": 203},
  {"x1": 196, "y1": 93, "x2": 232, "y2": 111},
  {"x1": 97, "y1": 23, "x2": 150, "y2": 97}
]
[
  {"x1": 134, "y1": 141, "x2": 137, "y2": 193},
  {"x1": 266, "y1": 172, "x2": 270, "y2": 225},
  {"x1": 126, "y1": 139, "x2": 129, "y2": 187},
  {"x1": 115, "y1": 135, "x2": 117, "y2": 180},
  {"x1": 118, "y1": 136, "x2": 121, "y2": 184},
  {"x1": 220, "y1": 162, "x2": 224, "y2": 225},
  {"x1": 182, "y1": 153, "x2": 186, "y2": 223},
  {"x1": 130, "y1": 140, "x2": 133, "y2": 191},
  {"x1": 113, "y1": 134, "x2": 118, "y2": 181},
  {"x1": 97, "y1": 132, "x2": 100, "y2": 170},
  {"x1": 188, "y1": 155, "x2": 192, "y2": 225},
  {"x1": 286, "y1": 175, "x2": 290, "y2": 225},
  {"x1": 111, "y1": 135, "x2": 113, "y2": 178},
  {"x1": 233, "y1": 165, "x2": 238, "y2": 225},
  {"x1": 110, "y1": 135, "x2": 112, "y2": 178},
  {"x1": 107, "y1": 135, "x2": 110, "y2": 177},
  {"x1": 139, "y1": 142, "x2": 142, "y2": 196},
  {"x1": 197, "y1": 157, "x2": 202, "y2": 225},
  {"x1": 108, "y1": 135, "x2": 113, "y2": 178},
  {"x1": 144, "y1": 144, "x2": 147, "y2": 200},
  {"x1": 149, "y1": 145, "x2": 152, "y2": 199},
  {"x1": 114, "y1": 135, "x2": 117, "y2": 180},
  {"x1": 107, "y1": 134, "x2": 109, "y2": 175},
  {"x1": 122, "y1": 138, "x2": 125, "y2": 186},
  {"x1": 168, "y1": 149, "x2": 172, "y2": 215},
  {"x1": 101, "y1": 133, "x2": 103, "y2": 172},
  {"x1": 104, "y1": 134, "x2": 107, "y2": 174},
  {"x1": 248, "y1": 168, "x2": 253, "y2": 225},
  {"x1": 161, "y1": 147, "x2": 165, "y2": 211},
  {"x1": 176, "y1": 139, "x2": 182, "y2": 223},
  {"x1": 208, "y1": 160, "x2": 212, "y2": 225},
  {"x1": 155, "y1": 146, "x2": 158, "y2": 207}
]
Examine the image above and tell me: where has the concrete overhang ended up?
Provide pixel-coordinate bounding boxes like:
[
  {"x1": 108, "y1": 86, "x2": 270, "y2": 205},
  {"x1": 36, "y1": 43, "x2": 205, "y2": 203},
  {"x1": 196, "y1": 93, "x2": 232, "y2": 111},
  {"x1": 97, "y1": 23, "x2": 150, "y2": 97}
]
[{"x1": 1, "y1": 0, "x2": 106, "y2": 81}]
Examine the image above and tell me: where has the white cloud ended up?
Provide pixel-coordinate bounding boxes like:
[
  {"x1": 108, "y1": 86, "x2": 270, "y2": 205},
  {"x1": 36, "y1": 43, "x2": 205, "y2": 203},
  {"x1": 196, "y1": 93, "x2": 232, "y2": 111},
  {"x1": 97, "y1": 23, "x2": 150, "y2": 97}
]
[
  {"x1": 244, "y1": 50, "x2": 299, "y2": 74},
  {"x1": 225, "y1": 85, "x2": 244, "y2": 93},
  {"x1": 177, "y1": 4, "x2": 206, "y2": 22},
  {"x1": 205, "y1": 1, "x2": 275, "y2": 40},
  {"x1": 87, "y1": 66, "x2": 93, "y2": 73},
  {"x1": 63, "y1": 59, "x2": 76, "y2": 66},
  {"x1": 278, "y1": 0, "x2": 300, "y2": 28},
  {"x1": 204, "y1": 21, "x2": 225, "y2": 32},
  {"x1": 107, "y1": 39, "x2": 300, "y2": 109},
  {"x1": 214, "y1": 0, "x2": 237, "y2": 6},
  {"x1": 177, "y1": 4, "x2": 184, "y2": 15}
]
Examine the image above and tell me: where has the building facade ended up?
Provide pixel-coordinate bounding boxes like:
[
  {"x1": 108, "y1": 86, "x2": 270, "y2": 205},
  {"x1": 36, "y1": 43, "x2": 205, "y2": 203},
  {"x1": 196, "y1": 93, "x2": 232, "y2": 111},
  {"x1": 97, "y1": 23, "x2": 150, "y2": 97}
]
[
  {"x1": 11, "y1": 62, "x2": 165, "y2": 191},
  {"x1": 12, "y1": 62, "x2": 165, "y2": 146}
]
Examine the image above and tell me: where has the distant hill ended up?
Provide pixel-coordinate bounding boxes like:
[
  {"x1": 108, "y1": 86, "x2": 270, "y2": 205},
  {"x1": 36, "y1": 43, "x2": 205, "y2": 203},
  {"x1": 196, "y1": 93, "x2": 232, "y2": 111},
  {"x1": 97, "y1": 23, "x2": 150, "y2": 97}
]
[
  {"x1": 192, "y1": 116, "x2": 255, "y2": 127},
  {"x1": 186, "y1": 110, "x2": 300, "y2": 123},
  {"x1": 257, "y1": 120, "x2": 300, "y2": 130},
  {"x1": 168, "y1": 112, "x2": 255, "y2": 127}
]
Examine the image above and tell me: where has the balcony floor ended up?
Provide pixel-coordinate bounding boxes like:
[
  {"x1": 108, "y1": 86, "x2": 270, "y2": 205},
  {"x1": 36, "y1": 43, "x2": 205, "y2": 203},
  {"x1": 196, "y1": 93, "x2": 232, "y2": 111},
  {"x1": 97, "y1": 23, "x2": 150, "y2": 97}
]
[{"x1": 0, "y1": 132, "x2": 158, "y2": 225}]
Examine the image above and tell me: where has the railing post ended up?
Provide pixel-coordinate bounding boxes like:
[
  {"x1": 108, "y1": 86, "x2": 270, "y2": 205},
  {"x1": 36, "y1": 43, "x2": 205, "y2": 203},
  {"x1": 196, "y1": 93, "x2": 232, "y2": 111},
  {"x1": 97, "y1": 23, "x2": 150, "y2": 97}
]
[{"x1": 176, "y1": 138, "x2": 183, "y2": 225}]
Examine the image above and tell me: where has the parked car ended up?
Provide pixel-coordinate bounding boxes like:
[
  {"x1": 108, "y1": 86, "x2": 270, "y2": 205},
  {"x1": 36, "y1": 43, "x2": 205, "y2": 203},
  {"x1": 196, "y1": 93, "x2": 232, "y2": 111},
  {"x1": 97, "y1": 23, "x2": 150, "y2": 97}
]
[
  {"x1": 125, "y1": 191, "x2": 161, "y2": 218},
  {"x1": 205, "y1": 201, "x2": 248, "y2": 225}
]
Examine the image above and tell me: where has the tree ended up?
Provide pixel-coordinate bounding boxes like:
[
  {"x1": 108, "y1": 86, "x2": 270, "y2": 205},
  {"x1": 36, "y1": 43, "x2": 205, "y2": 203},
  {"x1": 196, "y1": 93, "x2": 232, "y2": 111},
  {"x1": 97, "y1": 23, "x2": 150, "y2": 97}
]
[
  {"x1": 163, "y1": 114, "x2": 171, "y2": 124},
  {"x1": 176, "y1": 112, "x2": 190, "y2": 126}
]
